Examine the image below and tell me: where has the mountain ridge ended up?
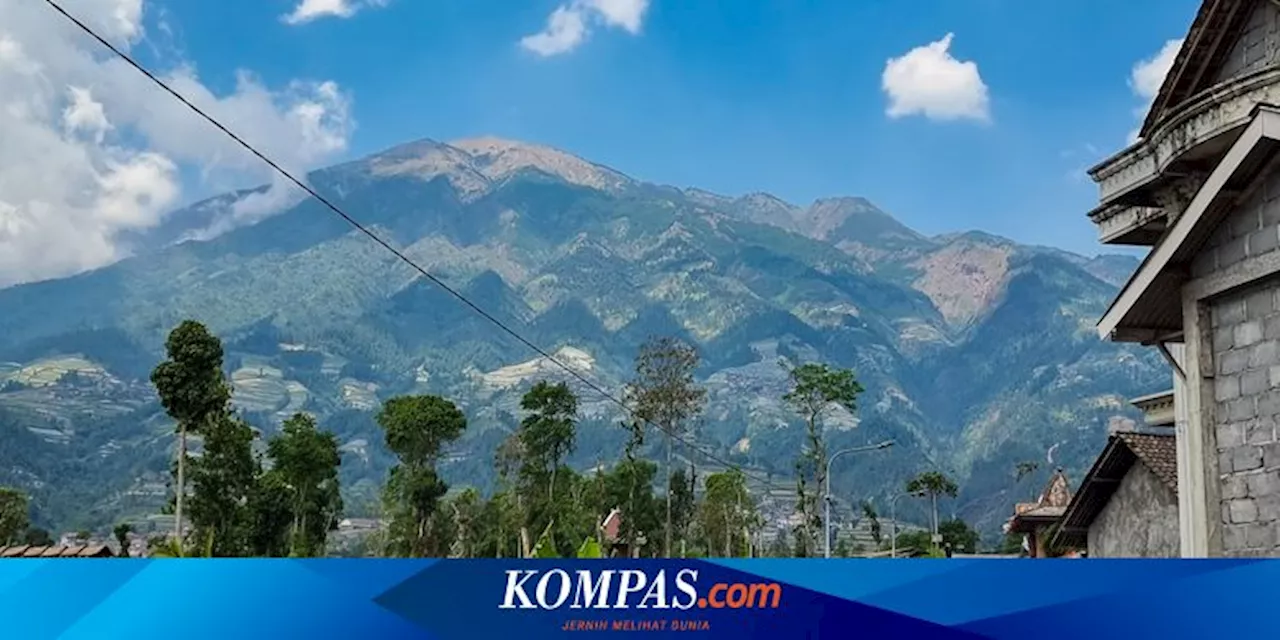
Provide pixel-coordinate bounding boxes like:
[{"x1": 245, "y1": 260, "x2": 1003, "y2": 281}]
[{"x1": 0, "y1": 135, "x2": 1161, "y2": 539}]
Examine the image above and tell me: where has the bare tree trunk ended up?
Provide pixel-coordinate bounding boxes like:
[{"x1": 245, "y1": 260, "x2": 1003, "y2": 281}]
[{"x1": 175, "y1": 421, "x2": 186, "y2": 558}]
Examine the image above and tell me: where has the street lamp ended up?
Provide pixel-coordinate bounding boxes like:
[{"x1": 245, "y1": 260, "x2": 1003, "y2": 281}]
[
  {"x1": 823, "y1": 440, "x2": 894, "y2": 558},
  {"x1": 888, "y1": 492, "x2": 920, "y2": 559}
]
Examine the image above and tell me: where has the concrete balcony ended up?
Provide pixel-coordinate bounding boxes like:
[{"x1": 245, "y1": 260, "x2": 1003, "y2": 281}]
[{"x1": 1088, "y1": 67, "x2": 1280, "y2": 246}]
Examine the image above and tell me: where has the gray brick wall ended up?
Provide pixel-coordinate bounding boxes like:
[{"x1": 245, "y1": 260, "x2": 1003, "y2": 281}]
[
  {"x1": 1191, "y1": 163, "x2": 1280, "y2": 279},
  {"x1": 1212, "y1": 279, "x2": 1280, "y2": 556},
  {"x1": 1215, "y1": 0, "x2": 1280, "y2": 84}
]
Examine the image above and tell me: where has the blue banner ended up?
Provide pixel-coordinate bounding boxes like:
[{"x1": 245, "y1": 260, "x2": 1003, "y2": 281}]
[{"x1": 0, "y1": 559, "x2": 1270, "y2": 638}]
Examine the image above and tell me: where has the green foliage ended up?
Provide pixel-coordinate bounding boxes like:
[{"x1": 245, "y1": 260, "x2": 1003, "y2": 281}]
[
  {"x1": 22, "y1": 527, "x2": 52, "y2": 546},
  {"x1": 263, "y1": 413, "x2": 343, "y2": 557},
  {"x1": 0, "y1": 488, "x2": 29, "y2": 545},
  {"x1": 378, "y1": 395, "x2": 467, "y2": 466},
  {"x1": 378, "y1": 394, "x2": 467, "y2": 557},
  {"x1": 997, "y1": 530, "x2": 1026, "y2": 555},
  {"x1": 517, "y1": 381, "x2": 578, "y2": 502},
  {"x1": 0, "y1": 159, "x2": 1170, "y2": 543},
  {"x1": 861, "y1": 500, "x2": 882, "y2": 546},
  {"x1": 150, "y1": 321, "x2": 232, "y2": 426},
  {"x1": 669, "y1": 467, "x2": 697, "y2": 554},
  {"x1": 906, "y1": 471, "x2": 958, "y2": 499},
  {"x1": 576, "y1": 536, "x2": 603, "y2": 558},
  {"x1": 151, "y1": 320, "x2": 235, "y2": 556},
  {"x1": 113, "y1": 523, "x2": 132, "y2": 558},
  {"x1": 532, "y1": 520, "x2": 558, "y2": 558},
  {"x1": 786, "y1": 362, "x2": 864, "y2": 558},
  {"x1": 698, "y1": 469, "x2": 757, "y2": 557},
  {"x1": 247, "y1": 470, "x2": 294, "y2": 557},
  {"x1": 186, "y1": 414, "x2": 259, "y2": 557},
  {"x1": 938, "y1": 519, "x2": 980, "y2": 554},
  {"x1": 783, "y1": 363, "x2": 864, "y2": 423}
]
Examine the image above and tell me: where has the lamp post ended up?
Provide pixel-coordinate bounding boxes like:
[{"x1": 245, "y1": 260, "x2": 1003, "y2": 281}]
[
  {"x1": 823, "y1": 440, "x2": 894, "y2": 558},
  {"x1": 889, "y1": 492, "x2": 916, "y2": 558}
]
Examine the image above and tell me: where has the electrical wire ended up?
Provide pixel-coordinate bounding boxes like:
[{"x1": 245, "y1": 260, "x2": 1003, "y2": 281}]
[{"x1": 40, "y1": 0, "x2": 791, "y2": 492}]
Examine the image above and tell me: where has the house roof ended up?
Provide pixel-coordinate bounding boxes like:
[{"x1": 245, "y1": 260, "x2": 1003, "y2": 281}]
[
  {"x1": 1140, "y1": 0, "x2": 1259, "y2": 140},
  {"x1": 1052, "y1": 431, "x2": 1178, "y2": 549},
  {"x1": 0, "y1": 544, "x2": 114, "y2": 558},
  {"x1": 1006, "y1": 469, "x2": 1072, "y2": 533},
  {"x1": 600, "y1": 508, "x2": 622, "y2": 542},
  {"x1": 1099, "y1": 104, "x2": 1280, "y2": 342}
]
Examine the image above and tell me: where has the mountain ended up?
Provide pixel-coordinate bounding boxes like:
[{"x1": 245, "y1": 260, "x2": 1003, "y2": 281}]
[{"x1": 0, "y1": 137, "x2": 1165, "y2": 539}]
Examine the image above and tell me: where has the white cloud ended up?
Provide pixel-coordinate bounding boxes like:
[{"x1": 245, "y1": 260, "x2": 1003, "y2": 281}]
[
  {"x1": 586, "y1": 0, "x2": 648, "y2": 34},
  {"x1": 881, "y1": 33, "x2": 990, "y2": 123},
  {"x1": 521, "y1": 0, "x2": 650, "y2": 57},
  {"x1": 0, "y1": 0, "x2": 354, "y2": 287},
  {"x1": 1128, "y1": 38, "x2": 1183, "y2": 143},
  {"x1": 1132, "y1": 39, "x2": 1181, "y2": 101},
  {"x1": 283, "y1": 0, "x2": 389, "y2": 25}
]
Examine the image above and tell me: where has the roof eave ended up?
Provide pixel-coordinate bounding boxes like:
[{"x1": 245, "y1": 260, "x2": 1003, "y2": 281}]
[{"x1": 1099, "y1": 106, "x2": 1280, "y2": 341}]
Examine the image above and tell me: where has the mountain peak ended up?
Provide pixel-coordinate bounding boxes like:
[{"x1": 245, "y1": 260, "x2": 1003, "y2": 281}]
[{"x1": 449, "y1": 137, "x2": 632, "y2": 193}]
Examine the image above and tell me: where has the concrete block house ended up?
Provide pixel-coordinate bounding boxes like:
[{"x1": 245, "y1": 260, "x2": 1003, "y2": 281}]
[
  {"x1": 1053, "y1": 391, "x2": 1180, "y2": 557},
  {"x1": 1089, "y1": 0, "x2": 1280, "y2": 556}
]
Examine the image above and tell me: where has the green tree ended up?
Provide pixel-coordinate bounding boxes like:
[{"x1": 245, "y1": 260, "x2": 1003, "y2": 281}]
[
  {"x1": 493, "y1": 433, "x2": 526, "y2": 557},
  {"x1": 377, "y1": 395, "x2": 467, "y2": 557},
  {"x1": 905, "y1": 471, "x2": 959, "y2": 543},
  {"x1": 266, "y1": 413, "x2": 343, "y2": 557},
  {"x1": 451, "y1": 487, "x2": 488, "y2": 558},
  {"x1": 627, "y1": 336, "x2": 706, "y2": 558},
  {"x1": 587, "y1": 458, "x2": 662, "y2": 557},
  {"x1": 151, "y1": 320, "x2": 232, "y2": 555},
  {"x1": 0, "y1": 488, "x2": 29, "y2": 545},
  {"x1": 784, "y1": 363, "x2": 864, "y2": 558},
  {"x1": 247, "y1": 470, "x2": 294, "y2": 557},
  {"x1": 113, "y1": 523, "x2": 132, "y2": 558},
  {"x1": 937, "y1": 518, "x2": 980, "y2": 554},
  {"x1": 518, "y1": 381, "x2": 578, "y2": 503},
  {"x1": 186, "y1": 414, "x2": 259, "y2": 556},
  {"x1": 998, "y1": 530, "x2": 1027, "y2": 555},
  {"x1": 669, "y1": 467, "x2": 697, "y2": 555},
  {"x1": 834, "y1": 534, "x2": 851, "y2": 558},
  {"x1": 860, "y1": 500, "x2": 883, "y2": 548},
  {"x1": 766, "y1": 530, "x2": 791, "y2": 558},
  {"x1": 23, "y1": 527, "x2": 53, "y2": 546},
  {"x1": 699, "y1": 469, "x2": 756, "y2": 557}
]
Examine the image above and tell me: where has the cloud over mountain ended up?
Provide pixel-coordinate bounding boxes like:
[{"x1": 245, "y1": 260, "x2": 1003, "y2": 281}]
[{"x1": 0, "y1": 0, "x2": 354, "y2": 287}]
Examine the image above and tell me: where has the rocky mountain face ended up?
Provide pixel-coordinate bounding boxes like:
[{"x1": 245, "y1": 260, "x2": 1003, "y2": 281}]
[{"x1": 0, "y1": 137, "x2": 1167, "y2": 538}]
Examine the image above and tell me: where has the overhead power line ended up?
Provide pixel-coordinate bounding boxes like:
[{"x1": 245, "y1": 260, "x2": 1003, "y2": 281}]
[{"x1": 40, "y1": 0, "x2": 789, "y2": 492}]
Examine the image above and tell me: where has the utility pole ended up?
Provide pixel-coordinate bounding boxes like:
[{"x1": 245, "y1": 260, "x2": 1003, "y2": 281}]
[{"x1": 823, "y1": 441, "x2": 894, "y2": 558}]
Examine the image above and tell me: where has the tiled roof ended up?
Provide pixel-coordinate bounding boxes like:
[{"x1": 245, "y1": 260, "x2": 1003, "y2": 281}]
[
  {"x1": 1053, "y1": 430, "x2": 1177, "y2": 549},
  {"x1": 1118, "y1": 432, "x2": 1178, "y2": 493},
  {"x1": 0, "y1": 545, "x2": 114, "y2": 558}
]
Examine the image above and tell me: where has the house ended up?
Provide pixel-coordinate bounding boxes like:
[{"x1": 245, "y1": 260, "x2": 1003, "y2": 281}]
[
  {"x1": 1053, "y1": 391, "x2": 1180, "y2": 557},
  {"x1": 1003, "y1": 469, "x2": 1075, "y2": 558},
  {"x1": 1053, "y1": 430, "x2": 1179, "y2": 557},
  {"x1": 600, "y1": 508, "x2": 641, "y2": 558},
  {"x1": 1087, "y1": 0, "x2": 1280, "y2": 556},
  {"x1": 0, "y1": 545, "x2": 115, "y2": 558}
]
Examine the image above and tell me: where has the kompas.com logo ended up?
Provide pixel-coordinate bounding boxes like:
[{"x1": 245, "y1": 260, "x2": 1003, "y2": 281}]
[{"x1": 498, "y1": 568, "x2": 783, "y2": 611}]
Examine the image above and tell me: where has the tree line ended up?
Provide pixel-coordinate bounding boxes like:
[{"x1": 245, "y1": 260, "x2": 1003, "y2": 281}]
[{"x1": 0, "y1": 319, "x2": 990, "y2": 557}]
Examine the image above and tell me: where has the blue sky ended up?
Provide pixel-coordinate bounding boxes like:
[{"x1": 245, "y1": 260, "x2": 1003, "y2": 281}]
[{"x1": 8, "y1": 0, "x2": 1207, "y2": 286}]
